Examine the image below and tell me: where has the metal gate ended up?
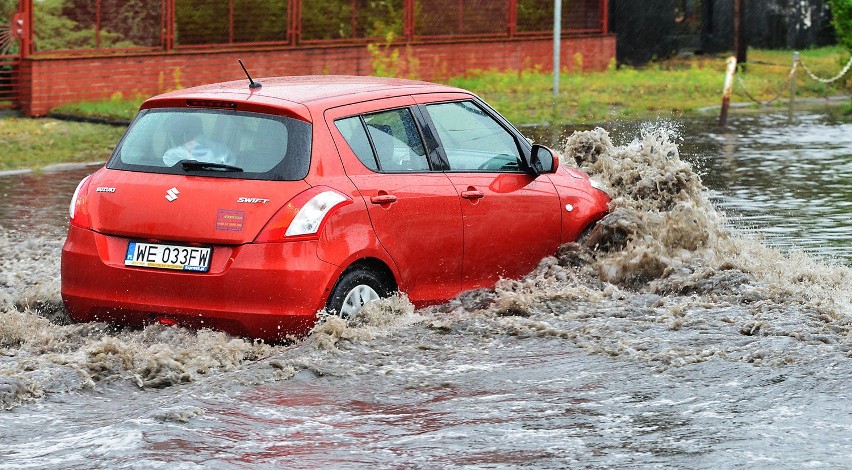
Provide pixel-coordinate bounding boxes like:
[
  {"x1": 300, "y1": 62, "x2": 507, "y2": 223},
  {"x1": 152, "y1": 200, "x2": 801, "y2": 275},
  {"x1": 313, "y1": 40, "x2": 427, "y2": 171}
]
[{"x1": 0, "y1": 5, "x2": 24, "y2": 110}]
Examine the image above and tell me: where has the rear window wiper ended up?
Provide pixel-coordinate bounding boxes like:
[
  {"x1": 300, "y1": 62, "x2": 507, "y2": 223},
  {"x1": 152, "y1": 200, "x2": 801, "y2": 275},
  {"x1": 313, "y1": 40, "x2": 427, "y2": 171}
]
[{"x1": 179, "y1": 159, "x2": 244, "y2": 172}]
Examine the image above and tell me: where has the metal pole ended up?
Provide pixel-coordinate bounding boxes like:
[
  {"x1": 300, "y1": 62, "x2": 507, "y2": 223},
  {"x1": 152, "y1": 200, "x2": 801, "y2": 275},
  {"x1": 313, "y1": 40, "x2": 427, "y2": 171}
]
[
  {"x1": 164, "y1": 0, "x2": 175, "y2": 51},
  {"x1": 229, "y1": 0, "x2": 235, "y2": 44},
  {"x1": 95, "y1": 0, "x2": 101, "y2": 49},
  {"x1": 551, "y1": 0, "x2": 562, "y2": 144},
  {"x1": 508, "y1": 0, "x2": 517, "y2": 38},
  {"x1": 18, "y1": 0, "x2": 33, "y2": 57},
  {"x1": 403, "y1": 0, "x2": 414, "y2": 42},
  {"x1": 734, "y1": 0, "x2": 747, "y2": 65},
  {"x1": 553, "y1": 0, "x2": 561, "y2": 99}
]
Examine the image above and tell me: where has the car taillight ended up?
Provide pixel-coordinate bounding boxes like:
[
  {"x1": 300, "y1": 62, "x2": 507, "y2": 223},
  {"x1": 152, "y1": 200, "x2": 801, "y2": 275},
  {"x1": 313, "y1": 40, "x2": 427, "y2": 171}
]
[
  {"x1": 255, "y1": 187, "x2": 352, "y2": 243},
  {"x1": 69, "y1": 175, "x2": 93, "y2": 228}
]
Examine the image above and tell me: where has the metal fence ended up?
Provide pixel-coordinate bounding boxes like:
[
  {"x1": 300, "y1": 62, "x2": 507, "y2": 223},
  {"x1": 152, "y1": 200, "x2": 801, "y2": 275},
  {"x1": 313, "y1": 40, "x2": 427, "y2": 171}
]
[
  {"x1": 1, "y1": 0, "x2": 20, "y2": 108},
  {"x1": 24, "y1": 0, "x2": 608, "y2": 54}
]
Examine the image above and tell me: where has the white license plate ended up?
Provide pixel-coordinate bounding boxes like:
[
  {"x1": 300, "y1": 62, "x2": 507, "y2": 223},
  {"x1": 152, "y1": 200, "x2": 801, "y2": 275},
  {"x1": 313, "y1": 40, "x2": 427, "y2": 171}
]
[{"x1": 125, "y1": 241, "x2": 212, "y2": 272}]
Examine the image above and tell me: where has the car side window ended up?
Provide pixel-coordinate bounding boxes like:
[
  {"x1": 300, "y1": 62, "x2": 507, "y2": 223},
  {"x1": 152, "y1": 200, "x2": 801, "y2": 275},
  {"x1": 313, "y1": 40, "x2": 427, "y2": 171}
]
[
  {"x1": 425, "y1": 101, "x2": 522, "y2": 172},
  {"x1": 335, "y1": 116, "x2": 379, "y2": 171},
  {"x1": 363, "y1": 108, "x2": 430, "y2": 172}
]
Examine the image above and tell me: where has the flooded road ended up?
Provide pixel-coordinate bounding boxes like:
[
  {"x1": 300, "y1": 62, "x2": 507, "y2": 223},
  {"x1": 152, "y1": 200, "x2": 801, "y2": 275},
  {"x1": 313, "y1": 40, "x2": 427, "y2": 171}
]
[
  {"x1": 695, "y1": 112, "x2": 852, "y2": 263},
  {"x1": 1, "y1": 112, "x2": 850, "y2": 468}
]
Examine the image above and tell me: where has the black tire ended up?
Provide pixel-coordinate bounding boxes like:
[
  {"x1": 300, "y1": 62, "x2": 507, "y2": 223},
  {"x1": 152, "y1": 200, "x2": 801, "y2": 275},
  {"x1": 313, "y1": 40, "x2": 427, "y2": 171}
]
[{"x1": 325, "y1": 267, "x2": 392, "y2": 320}]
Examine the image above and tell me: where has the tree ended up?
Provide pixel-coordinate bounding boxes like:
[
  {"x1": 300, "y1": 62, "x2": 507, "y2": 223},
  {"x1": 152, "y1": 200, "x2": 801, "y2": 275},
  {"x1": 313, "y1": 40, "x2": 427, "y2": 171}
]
[
  {"x1": 828, "y1": 0, "x2": 852, "y2": 51},
  {"x1": 64, "y1": 0, "x2": 162, "y2": 47},
  {"x1": 175, "y1": 0, "x2": 288, "y2": 45},
  {"x1": 33, "y1": 0, "x2": 147, "y2": 51},
  {"x1": 828, "y1": 0, "x2": 852, "y2": 110}
]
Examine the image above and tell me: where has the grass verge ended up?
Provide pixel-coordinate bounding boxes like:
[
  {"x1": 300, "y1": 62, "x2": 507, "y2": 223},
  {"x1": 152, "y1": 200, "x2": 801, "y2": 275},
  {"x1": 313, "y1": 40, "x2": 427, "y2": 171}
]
[
  {"x1": 449, "y1": 47, "x2": 852, "y2": 124},
  {"x1": 0, "y1": 118, "x2": 126, "y2": 172},
  {"x1": 50, "y1": 92, "x2": 146, "y2": 123}
]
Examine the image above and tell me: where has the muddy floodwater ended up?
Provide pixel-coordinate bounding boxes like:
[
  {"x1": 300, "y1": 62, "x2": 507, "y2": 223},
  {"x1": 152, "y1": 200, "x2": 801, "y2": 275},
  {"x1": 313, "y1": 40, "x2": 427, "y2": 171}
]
[{"x1": 1, "y1": 112, "x2": 850, "y2": 468}]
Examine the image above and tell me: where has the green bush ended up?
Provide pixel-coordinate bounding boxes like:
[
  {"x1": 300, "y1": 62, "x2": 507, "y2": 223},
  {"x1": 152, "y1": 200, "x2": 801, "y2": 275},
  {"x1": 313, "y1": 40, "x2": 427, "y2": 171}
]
[{"x1": 829, "y1": 0, "x2": 852, "y2": 52}]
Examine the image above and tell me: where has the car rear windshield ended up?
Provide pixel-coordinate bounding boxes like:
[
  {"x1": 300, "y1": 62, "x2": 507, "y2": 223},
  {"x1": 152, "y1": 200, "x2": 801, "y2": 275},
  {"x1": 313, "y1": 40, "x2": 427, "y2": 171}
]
[{"x1": 107, "y1": 108, "x2": 312, "y2": 181}]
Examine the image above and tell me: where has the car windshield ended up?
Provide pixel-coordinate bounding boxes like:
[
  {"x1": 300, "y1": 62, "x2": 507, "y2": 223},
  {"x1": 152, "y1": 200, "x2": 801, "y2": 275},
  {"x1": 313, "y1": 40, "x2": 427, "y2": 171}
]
[{"x1": 107, "y1": 108, "x2": 312, "y2": 181}]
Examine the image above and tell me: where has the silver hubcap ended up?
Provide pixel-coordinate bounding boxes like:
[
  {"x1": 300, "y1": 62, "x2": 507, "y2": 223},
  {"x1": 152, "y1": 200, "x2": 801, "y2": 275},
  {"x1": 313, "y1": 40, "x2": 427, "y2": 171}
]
[{"x1": 339, "y1": 284, "x2": 380, "y2": 319}]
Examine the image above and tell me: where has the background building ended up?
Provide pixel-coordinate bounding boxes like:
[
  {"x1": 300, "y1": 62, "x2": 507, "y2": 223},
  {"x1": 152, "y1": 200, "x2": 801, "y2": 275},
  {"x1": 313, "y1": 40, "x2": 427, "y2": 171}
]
[{"x1": 610, "y1": 0, "x2": 836, "y2": 66}]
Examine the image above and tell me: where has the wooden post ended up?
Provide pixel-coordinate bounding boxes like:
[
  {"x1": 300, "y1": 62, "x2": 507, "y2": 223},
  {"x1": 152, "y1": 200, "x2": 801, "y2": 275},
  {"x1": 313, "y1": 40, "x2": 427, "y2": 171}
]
[
  {"x1": 719, "y1": 55, "x2": 737, "y2": 127},
  {"x1": 788, "y1": 51, "x2": 798, "y2": 122}
]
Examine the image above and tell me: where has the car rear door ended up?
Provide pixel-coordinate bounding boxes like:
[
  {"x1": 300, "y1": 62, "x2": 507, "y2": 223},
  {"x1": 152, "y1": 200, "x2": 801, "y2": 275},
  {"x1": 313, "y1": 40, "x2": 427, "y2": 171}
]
[
  {"x1": 325, "y1": 98, "x2": 463, "y2": 305},
  {"x1": 415, "y1": 95, "x2": 562, "y2": 291}
]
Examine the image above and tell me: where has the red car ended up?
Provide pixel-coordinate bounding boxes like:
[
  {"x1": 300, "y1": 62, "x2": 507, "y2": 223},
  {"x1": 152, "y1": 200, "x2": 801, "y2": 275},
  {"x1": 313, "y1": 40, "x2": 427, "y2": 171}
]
[{"x1": 61, "y1": 75, "x2": 609, "y2": 341}]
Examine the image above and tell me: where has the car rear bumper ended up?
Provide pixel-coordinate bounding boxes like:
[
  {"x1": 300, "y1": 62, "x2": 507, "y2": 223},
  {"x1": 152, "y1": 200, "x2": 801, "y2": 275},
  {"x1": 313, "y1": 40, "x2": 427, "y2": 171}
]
[{"x1": 61, "y1": 225, "x2": 339, "y2": 341}]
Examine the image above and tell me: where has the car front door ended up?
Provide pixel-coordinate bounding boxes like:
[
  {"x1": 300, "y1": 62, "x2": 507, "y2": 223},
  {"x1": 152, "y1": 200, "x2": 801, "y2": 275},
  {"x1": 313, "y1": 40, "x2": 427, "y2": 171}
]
[
  {"x1": 325, "y1": 98, "x2": 463, "y2": 306},
  {"x1": 417, "y1": 97, "x2": 563, "y2": 291}
]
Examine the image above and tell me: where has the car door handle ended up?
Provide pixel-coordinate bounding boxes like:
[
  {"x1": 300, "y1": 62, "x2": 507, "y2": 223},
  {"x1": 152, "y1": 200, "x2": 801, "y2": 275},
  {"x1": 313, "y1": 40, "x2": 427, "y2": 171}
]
[
  {"x1": 370, "y1": 194, "x2": 398, "y2": 204},
  {"x1": 460, "y1": 190, "x2": 484, "y2": 200}
]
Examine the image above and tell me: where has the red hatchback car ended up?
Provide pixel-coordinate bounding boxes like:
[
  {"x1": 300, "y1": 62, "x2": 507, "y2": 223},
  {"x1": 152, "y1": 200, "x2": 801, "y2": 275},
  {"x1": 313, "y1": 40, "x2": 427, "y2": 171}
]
[{"x1": 61, "y1": 75, "x2": 609, "y2": 341}]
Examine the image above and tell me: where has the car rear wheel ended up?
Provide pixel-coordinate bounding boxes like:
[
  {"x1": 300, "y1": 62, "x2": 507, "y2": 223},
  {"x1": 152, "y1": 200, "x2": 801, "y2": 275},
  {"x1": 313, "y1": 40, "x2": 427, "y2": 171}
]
[{"x1": 325, "y1": 267, "x2": 392, "y2": 320}]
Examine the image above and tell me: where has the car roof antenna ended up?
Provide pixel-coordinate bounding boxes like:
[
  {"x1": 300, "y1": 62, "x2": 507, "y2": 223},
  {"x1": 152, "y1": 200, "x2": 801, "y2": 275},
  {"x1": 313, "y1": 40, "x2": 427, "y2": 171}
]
[{"x1": 238, "y1": 60, "x2": 262, "y2": 89}]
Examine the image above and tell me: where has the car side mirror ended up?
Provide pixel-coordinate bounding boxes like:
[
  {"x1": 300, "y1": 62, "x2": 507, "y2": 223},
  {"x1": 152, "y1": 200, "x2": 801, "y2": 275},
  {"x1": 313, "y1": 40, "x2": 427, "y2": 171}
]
[{"x1": 529, "y1": 144, "x2": 559, "y2": 175}]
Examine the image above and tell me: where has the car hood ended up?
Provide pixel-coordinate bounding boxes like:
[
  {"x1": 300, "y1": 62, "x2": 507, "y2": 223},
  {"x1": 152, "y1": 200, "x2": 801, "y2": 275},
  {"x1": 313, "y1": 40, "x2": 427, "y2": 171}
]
[{"x1": 86, "y1": 169, "x2": 311, "y2": 244}]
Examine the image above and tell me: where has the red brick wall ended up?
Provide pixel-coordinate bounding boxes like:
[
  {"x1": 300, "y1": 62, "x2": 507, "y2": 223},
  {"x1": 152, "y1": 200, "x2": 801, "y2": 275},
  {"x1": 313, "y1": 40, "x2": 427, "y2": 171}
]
[{"x1": 21, "y1": 35, "x2": 615, "y2": 116}]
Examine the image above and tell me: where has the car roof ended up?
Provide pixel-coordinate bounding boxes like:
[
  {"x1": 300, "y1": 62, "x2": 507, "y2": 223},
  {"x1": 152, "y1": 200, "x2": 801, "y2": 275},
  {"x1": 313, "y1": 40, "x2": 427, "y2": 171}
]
[{"x1": 144, "y1": 75, "x2": 471, "y2": 115}]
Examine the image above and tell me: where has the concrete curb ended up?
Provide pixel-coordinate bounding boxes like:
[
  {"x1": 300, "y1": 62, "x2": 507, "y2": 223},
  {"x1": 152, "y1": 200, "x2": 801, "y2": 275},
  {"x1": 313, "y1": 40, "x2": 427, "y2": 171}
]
[
  {"x1": 695, "y1": 94, "x2": 851, "y2": 114},
  {"x1": 0, "y1": 161, "x2": 105, "y2": 178},
  {"x1": 47, "y1": 113, "x2": 131, "y2": 127},
  {"x1": 0, "y1": 169, "x2": 32, "y2": 177}
]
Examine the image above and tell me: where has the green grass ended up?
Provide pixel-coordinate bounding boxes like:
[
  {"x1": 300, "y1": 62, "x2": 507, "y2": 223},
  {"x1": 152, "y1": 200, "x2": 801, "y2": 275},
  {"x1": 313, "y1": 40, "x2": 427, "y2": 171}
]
[
  {"x1": 1, "y1": 47, "x2": 849, "y2": 172},
  {"x1": 449, "y1": 47, "x2": 852, "y2": 124},
  {"x1": 50, "y1": 92, "x2": 145, "y2": 122},
  {"x1": 0, "y1": 117, "x2": 126, "y2": 171}
]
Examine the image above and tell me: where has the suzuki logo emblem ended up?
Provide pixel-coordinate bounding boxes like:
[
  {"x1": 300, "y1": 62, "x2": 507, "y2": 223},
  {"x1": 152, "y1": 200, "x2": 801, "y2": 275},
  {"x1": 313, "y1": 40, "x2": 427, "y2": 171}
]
[{"x1": 165, "y1": 187, "x2": 180, "y2": 202}]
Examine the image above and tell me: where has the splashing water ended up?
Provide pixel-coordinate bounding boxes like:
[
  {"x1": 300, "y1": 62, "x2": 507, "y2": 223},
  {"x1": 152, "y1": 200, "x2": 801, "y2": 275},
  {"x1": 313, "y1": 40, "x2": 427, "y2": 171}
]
[
  {"x1": 399, "y1": 124, "x2": 849, "y2": 378},
  {"x1": 1, "y1": 123, "x2": 850, "y2": 467}
]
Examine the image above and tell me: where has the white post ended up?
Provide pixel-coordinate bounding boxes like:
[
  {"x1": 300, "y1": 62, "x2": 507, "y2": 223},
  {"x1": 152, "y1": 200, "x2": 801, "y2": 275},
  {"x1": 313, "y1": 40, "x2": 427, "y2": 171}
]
[
  {"x1": 788, "y1": 51, "x2": 798, "y2": 122},
  {"x1": 719, "y1": 56, "x2": 737, "y2": 127},
  {"x1": 553, "y1": 0, "x2": 562, "y2": 99}
]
